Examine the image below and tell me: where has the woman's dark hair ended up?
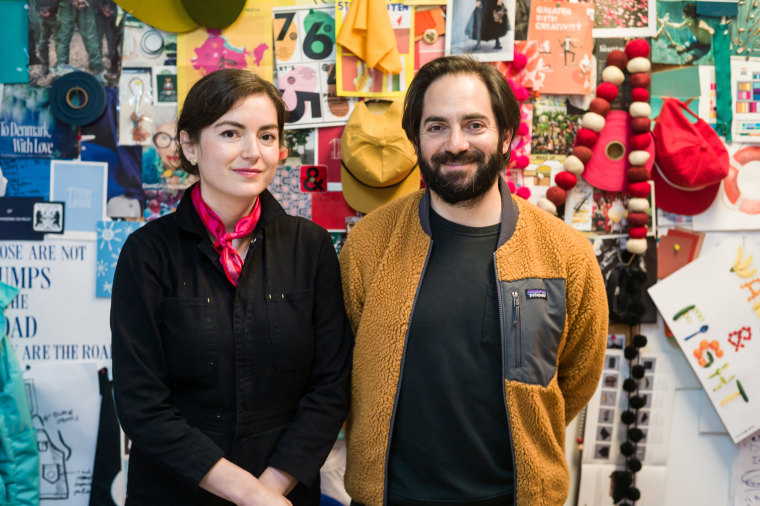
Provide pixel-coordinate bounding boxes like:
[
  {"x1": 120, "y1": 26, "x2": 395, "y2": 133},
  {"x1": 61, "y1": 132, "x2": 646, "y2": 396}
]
[
  {"x1": 683, "y1": 3, "x2": 697, "y2": 19},
  {"x1": 401, "y1": 55, "x2": 521, "y2": 149},
  {"x1": 177, "y1": 69, "x2": 287, "y2": 176}
]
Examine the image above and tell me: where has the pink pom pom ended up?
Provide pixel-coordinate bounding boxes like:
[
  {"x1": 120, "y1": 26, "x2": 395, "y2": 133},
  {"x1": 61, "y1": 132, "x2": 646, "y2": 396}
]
[
  {"x1": 515, "y1": 155, "x2": 530, "y2": 168},
  {"x1": 514, "y1": 87, "x2": 530, "y2": 102},
  {"x1": 517, "y1": 122, "x2": 529, "y2": 136},
  {"x1": 507, "y1": 180, "x2": 517, "y2": 194},
  {"x1": 515, "y1": 186, "x2": 531, "y2": 199},
  {"x1": 512, "y1": 52, "x2": 528, "y2": 71}
]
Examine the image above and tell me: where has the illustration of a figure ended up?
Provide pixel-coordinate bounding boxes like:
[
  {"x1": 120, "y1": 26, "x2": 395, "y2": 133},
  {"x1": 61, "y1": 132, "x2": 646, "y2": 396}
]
[
  {"x1": 559, "y1": 36, "x2": 578, "y2": 68},
  {"x1": 534, "y1": 56, "x2": 552, "y2": 90},
  {"x1": 54, "y1": 0, "x2": 105, "y2": 78},
  {"x1": 465, "y1": 0, "x2": 510, "y2": 50},
  {"x1": 657, "y1": 3, "x2": 714, "y2": 64}
]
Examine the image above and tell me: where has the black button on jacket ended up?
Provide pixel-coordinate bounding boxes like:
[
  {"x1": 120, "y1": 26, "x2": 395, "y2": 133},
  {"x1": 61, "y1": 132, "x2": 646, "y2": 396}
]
[{"x1": 111, "y1": 186, "x2": 352, "y2": 505}]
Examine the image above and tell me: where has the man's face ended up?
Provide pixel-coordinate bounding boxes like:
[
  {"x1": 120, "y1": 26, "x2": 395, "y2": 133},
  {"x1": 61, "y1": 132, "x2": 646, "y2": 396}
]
[{"x1": 417, "y1": 73, "x2": 510, "y2": 206}]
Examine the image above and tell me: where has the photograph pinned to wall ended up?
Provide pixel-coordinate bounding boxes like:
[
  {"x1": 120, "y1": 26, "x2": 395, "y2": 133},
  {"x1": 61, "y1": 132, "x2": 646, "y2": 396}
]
[
  {"x1": 728, "y1": 0, "x2": 760, "y2": 58},
  {"x1": 176, "y1": 2, "x2": 274, "y2": 108},
  {"x1": 0, "y1": 158, "x2": 51, "y2": 198},
  {"x1": 118, "y1": 69, "x2": 154, "y2": 146},
  {"x1": 1, "y1": 0, "x2": 29, "y2": 84},
  {"x1": 27, "y1": 0, "x2": 124, "y2": 87},
  {"x1": 527, "y1": 0, "x2": 594, "y2": 95},
  {"x1": 652, "y1": 1, "x2": 715, "y2": 65},
  {"x1": 154, "y1": 66, "x2": 179, "y2": 104},
  {"x1": 24, "y1": 361, "x2": 101, "y2": 506},
  {"x1": 273, "y1": 5, "x2": 357, "y2": 128},
  {"x1": 316, "y1": 125, "x2": 345, "y2": 185},
  {"x1": 648, "y1": 235, "x2": 760, "y2": 443},
  {"x1": 592, "y1": 0, "x2": 655, "y2": 38},
  {"x1": 504, "y1": 153, "x2": 563, "y2": 207},
  {"x1": 0, "y1": 84, "x2": 78, "y2": 159},
  {"x1": 32, "y1": 201, "x2": 65, "y2": 235},
  {"x1": 121, "y1": 14, "x2": 177, "y2": 68},
  {"x1": 0, "y1": 197, "x2": 45, "y2": 240},
  {"x1": 730, "y1": 58, "x2": 760, "y2": 144},
  {"x1": 269, "y1": 128, "x2": 316, "y2": 220},
  {"x1": 80, "y1": 87, "x2": 144, "y2": 220},
  {"x1": 692, "y1": 143, "x2": 760, "y2": 232},
  {"x1": 414, "y1": 5, "x2": 446, "y2": 71},
  {"x1": 446, "y1": 0, "x2": 515, "y2": 62},
  {"x1": 335, "y1": 0, "x2": 414, "y2": 97},
  {"x1": 96, "y1": 221, "x2": 142, "y2": 298},
  {"x1": 531, "y1": 96, "x2": 582, "y2": 154},
  {"x1": 50, "y1": 159, "x2": 108, "y2": 240}
]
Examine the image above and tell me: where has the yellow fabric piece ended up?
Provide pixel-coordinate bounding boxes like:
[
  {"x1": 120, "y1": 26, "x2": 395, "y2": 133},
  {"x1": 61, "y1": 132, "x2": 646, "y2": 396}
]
[
  {"x1": 339, "y1": 191, "x2": 608, "y2": 506},
  {"x1": 337, "y1": 0, "x2": 403, "y2": 75}
]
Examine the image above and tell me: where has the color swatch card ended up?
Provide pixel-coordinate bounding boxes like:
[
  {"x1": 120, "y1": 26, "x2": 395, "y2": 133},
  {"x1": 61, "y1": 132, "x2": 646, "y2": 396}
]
[{"x1": 732, "y1": 57, "x2": 760, "y2": 143}]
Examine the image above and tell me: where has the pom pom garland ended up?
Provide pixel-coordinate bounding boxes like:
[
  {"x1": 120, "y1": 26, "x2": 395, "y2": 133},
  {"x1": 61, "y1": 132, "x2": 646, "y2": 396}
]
[
  {"x1": 537, "y1": 197, "x2": 557, "y2": 215},
  {"x1": 631, "y1": 88, "x2": 650, "y2": 102},
  {"x1": 572, "y1": 145, "x2": 593, "y2": 163},
  {"x1": 628, "y1": 181, "x2": 652, "y2": 198},
  {"x1": 628, "y1": 198, "x2": 650, "y2": 212},
  {"x1": 563, "y1": 155, "x2": 586, "y2": 175},
  {"x1": 606, "y1": 50, "x2": 629, "y2": 70},
  {"x1": 555, "y1": 171, "x2": 578, "y2": 190},
  {"x1": 626, "y1": 166, "x2": 650, "y2": 182},
  {"x1": 602, "y1": 65, "x2": 626, "y2": 86},
  {"x1": 596, "y1": 82, "x2": 619, "y2": 102},
  {"x1": 630, "y1": 133, "x2": 651, "y2": 150},
  {"x1": 628, "y1": 150, "x2": 650, "y2": 166},
  {"x1": 631, "y1": 116, "x2": 652, "y2": 133},
  {"x1": 581, "y1": 112, "x2": 606, "y2": 132},
  {"x1": 629, "y1": 102, "x2": 651, "y2": 118},
  {"x1": 589, "y1": 97, "x2": 611, "y2": 117},
  {"x1": 626, "y1": 57, "x2": 651, "y2": 74},
  {"x1": 546, "y1": 186, "x2": 567, "y2": 207},
  {"x1": 575, "y1": 128, "x2": 598, "y2": 147}
]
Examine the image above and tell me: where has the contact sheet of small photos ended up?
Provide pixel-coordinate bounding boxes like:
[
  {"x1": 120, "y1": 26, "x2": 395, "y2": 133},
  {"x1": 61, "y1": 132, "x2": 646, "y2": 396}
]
[
  {"x1": 582, "y1": 347, "x2": 676, "y2": 468},
  {"x1": 273, "y1": 5, "x2": 358, "y2": 129}
]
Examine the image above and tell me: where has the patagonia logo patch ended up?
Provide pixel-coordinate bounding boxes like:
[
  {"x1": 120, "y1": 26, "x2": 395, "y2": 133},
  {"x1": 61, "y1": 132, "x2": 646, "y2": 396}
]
[{"x1": 525, "y1": 289, "x2": 547, "y2": 300}]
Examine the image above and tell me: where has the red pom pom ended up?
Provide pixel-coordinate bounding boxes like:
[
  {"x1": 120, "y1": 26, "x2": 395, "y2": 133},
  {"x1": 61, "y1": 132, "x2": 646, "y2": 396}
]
[
  {"x1": 629, "y1": 226, "x2": 648, "y2": 239},
  {"x1": 589, "y1": 98, "x2": 611, "y2": 117},
  {"x1": 606, "y1": 50, "x2": 629, "y2": 70},
  {"x1": 631, "y1": 88, "x2": 650, "y2": 102},
  {"x1": 515, "y1": 155, "x2": 530, "y2": 168},
  {"x1": 507, "y1": 180, "x2": 517, "y2": 193},
  {"x1": 630, "y1": 133, "x2": 651, "y2": 151},
  {"x1": 627, "y1": 212, "x2": 650, "y2": 227},
  {"x1": 555, "y1": 171, "x2": 578, "y2": 190},
  {"x1": 575, "y1": 128, "x2": 598, "y2": 147},
  {"x1": 596, "y1": 82, "x2": 619, "y2": 102},
  {"x1": 517, "y1": 122, "x2": 529, "y2": 136},
  {"x1": 628, "y1": 181, "x2": 652, "y2": 198},
  {"x1": 626, "y1": 165, "x2": 650, "y2": 182},
  {"x1": 546, "y1": 186, "x2": 567, "y2": 207},
  {"x1": 515, "y1": 186, "x2": 531, "y2": 199},
  {"x1": 630, "y1": 73, "x2": 651, "y2": 89},
  {"x1": 631, "y1": 117, "x2": 651, "y2": 133},
  {"x1": 572, "y1": 145, "x2": 593, "y2": 163},
  {"x1": 625, "y1": 39, "x2": 650, "y2": 59},
  {"x1": 514, "y1": 86, "x2": 530, "y2": 102},
  {"x1": 512, "y1": 52, "x2": 527, "y2": 71}
]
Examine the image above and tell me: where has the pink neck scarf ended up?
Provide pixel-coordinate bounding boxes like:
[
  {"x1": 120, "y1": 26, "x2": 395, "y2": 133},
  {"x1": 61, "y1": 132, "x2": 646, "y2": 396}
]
[{"x1": 190, "y1": 184, "x2": 261, "y2": 286}]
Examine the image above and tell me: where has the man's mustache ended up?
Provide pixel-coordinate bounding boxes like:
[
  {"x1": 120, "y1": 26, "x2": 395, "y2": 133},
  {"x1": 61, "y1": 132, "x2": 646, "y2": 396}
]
[{"x1": 431, "y1": 149, "x2": 485, "y2": 166}]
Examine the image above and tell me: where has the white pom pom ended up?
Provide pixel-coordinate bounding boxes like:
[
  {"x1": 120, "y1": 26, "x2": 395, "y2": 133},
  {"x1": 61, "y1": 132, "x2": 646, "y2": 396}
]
[
  {"x1": 601, "y1": 65, "x2": 625, "y2": 86},
  {"x1": 581, "y1": 112, "x2": 605, "y2": 133},
  {"x1": 628, "y1": 150, "x2": 650, "y2": 166},
  {"x1": 626, "y1": 238, "x2": 648, "y2": 254},
  {"x1": 563, "y1": 155, "x2": 585, "y2": 175},
  {"x1": 627, "y1": 57, "x2": 651, "y2": 74},
  {"x1": 537, "y1": 197, "x2": 557, "y2": 215},
  {"x1": 628, "y1": 198, "x2": 650, "y2": 212},
  {"x1": 629, "y1": 101, "x2": 651, "y2": 118}
]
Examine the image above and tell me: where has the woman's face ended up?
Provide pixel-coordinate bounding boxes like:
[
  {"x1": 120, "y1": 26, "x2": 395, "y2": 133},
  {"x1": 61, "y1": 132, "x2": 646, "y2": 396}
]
[
  {"x1": 180, "y1": 93, "x2": 288, "y2": 210},
  {"x1": 153, "y1": 122, "x2": 181, "y2": 170}
]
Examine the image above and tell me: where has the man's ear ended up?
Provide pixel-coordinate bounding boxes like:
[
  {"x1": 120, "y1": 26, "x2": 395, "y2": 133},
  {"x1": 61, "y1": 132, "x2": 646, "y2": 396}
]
[
  {"x1": 502, "y1": 130, "x2": 514, "y2": 155},
  {"x1": 179, "y1": 130, "x2": 196, "y2": 161}
]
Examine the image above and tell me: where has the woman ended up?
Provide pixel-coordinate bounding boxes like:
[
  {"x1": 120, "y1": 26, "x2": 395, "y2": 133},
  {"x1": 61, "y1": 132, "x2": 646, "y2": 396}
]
[{"x1": 111, "y1": 69, "x2": 352, "y2": 506}]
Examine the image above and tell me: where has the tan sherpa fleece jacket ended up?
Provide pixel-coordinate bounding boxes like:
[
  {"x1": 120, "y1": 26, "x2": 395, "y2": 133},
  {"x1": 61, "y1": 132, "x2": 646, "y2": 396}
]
[{"x1": 339, "y1": 186, "x2": 608, "y2": 506}]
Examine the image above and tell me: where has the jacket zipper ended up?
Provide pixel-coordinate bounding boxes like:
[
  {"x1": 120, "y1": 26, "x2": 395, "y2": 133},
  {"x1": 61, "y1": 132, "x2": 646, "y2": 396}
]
[
  {"x1": 512, "y1": 291, "x2": 521, "y2": 369},
  {"x1": 494, "y1": 258, "x2": 517, "y2": 506},
  {"x1": 382, "y1": 240, "x2": 434, "y2": 506}
]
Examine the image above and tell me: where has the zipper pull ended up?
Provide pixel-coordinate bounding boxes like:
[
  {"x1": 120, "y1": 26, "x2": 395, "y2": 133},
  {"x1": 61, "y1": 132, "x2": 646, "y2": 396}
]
[{"x1": 512, "y1": 291, "x2": 519, "y2": 308}]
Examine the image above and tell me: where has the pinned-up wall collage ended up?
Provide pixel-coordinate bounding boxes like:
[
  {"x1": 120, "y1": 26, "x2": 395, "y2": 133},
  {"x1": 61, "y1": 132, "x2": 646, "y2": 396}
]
[{"x1": 1, "y1": 0, "x2": 760, "y2": 505}]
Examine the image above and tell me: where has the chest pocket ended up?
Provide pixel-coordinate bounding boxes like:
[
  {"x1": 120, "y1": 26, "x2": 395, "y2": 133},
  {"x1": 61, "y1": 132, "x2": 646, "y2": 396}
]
[
  {"x1": 500, "y1": 278, "x2": 566, "y2": 387},
  {"x1": 265, "y1": 288, "x2": 315, "y2": 371},
  {"x1": 162, "y1": 298, "x2": 217, "y2": 378}
]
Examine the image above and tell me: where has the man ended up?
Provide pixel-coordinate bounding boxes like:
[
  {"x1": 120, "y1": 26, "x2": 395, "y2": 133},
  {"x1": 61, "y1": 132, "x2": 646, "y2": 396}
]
[
  {"x1": 339, "y1": 56, "x2": 608, "y2": 506},
  {"x1": 54, "y1": 0, "x2": 104, "y2": 76}
]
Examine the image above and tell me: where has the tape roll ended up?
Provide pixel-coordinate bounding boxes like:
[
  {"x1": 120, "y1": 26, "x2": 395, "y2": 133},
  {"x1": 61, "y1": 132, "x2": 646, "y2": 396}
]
[{"x1": 50, "y1": 71, "x2": 107, "y2": 126}]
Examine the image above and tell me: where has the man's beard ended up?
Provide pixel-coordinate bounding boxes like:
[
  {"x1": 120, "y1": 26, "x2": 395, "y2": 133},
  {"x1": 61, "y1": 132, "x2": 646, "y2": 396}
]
[{"x1": 419, "y1": 146, "x2": 505, "y2": 207}]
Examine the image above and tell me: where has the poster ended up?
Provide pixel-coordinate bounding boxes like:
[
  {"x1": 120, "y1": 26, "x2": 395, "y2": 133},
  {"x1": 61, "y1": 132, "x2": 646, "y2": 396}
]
[
  {"x1": 96, "y1": 221, "x2": 142, "y2": 298},
  {"x1": 648, "y1": 236, "x2": 760, "y2": 443},
  {"x1": 0, "y1": 158, "x2": 50, "y2": 198},
  {"x1": 592, "y1": 0, "x2": 656, "y2": 38},
  {"x1": 273, "y1": 5, "x2": 358, "y2": 128},
  {"x1": 446, "y1": 0, "x2": 516, "y2": 63},
  {"x1": 335, "y1": 0, "x2": 414, "y2": 98},
  {"x1": 731, "y1": 57, "x2": 760, "y2": 144},
  {"x1": 0, "y1": 85, "x2": 78, "y2": 160},
  {"x1": 652, "y1": 1, "x2": 714, "y2": 65},
  {"x1": 50, "y1": 160, "x2": 107, "y2": 240},
  {"x1": 0, "y1": 239, "x2": 111, "y2": 365},
  {"x1": 24, "y1": 361, "x2": 101, "y2": 506},
  {"x1": 527, "y1": 0, "x2": 594, "y2": 95},
  {"x1": 692, "y1": 143, "x2": 760, "y2": 232},
  {"x1": 176, "y1": 0, "x2": 274, "y2": 108}
]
